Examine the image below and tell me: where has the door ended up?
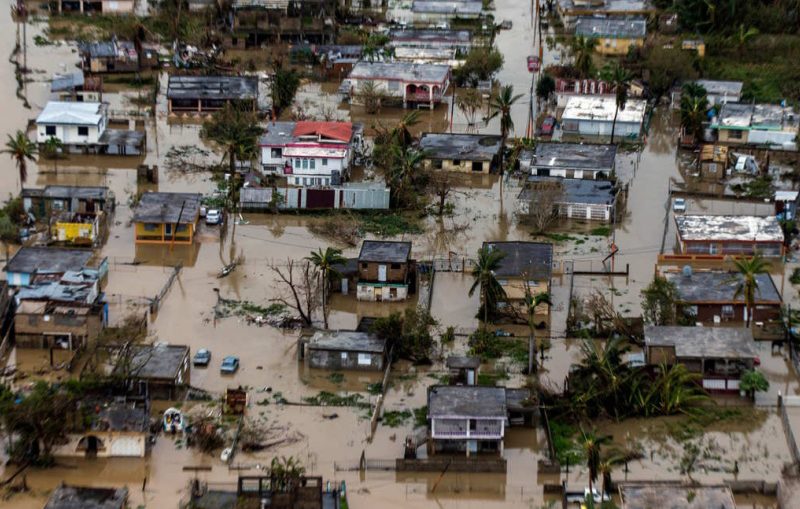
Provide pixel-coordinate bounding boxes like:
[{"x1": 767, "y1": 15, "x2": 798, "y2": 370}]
[{"x1": 378, "y1": 265, "x2": 387, "y2": 282}]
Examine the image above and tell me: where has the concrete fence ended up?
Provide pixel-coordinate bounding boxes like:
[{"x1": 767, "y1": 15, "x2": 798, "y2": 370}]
[{"x1": 779, "y1": 394, "x2": 800, "y2": 465}]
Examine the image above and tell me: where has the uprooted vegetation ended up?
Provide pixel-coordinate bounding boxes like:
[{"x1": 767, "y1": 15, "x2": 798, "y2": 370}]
[{"x1": 214, "y1": 298, "x2": 298, "y2": 328}]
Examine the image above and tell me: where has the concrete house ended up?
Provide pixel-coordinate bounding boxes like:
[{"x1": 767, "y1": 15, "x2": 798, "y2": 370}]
[
  {"x1": 167, "y1": 75, "x2": 259, "y2": 114},
  {"x1": 519, "y1": 176, "x2": 618, "y2": 222},
  {"x1": 35, "y1": 101, "x2": 144, "y2": 155},
  {"x1": 79, "y1": 40, "x2": 158, "y2": 74},
  {"x1": 345, "y1": 62, "x2": 450, "y2": 109},
  {"x1": 357, "y1": 240, "x2": 415, "y2": 302},
  {"x1": 45, "y1": 485, "x2": 128, "y2": 509},
  {"x1": 240, "y1": 183, "x2": 390, "y2": 211},
  {"x1": 674, "y1": 214, "x2": 784, "y2": 257},
  {"x1": 446, "y1": 355, "x2": 480, "y2": 385},
  {"x1": 644, "y1": 326, "x2": 757, "y2": 393},
  {"x1": 229, "y1": 0, "x2": 336, "y2": 47},
  {"x1": 50, "y1": 70, "x2": 102, "y2": 103},
  {"x1": 22, "y1": 186, "x2": 112, "y2": 245},
  {"x1": 120, "y1": 344, "x2": 191, "y2": 400},
  {"x1": 483, "y1": 242, "x2": 553, "y2": 325},
  {"x1": 711, "y1": 102, "x2": 799, "y2": 150},
  {"x1": 519, "y1": 142, "x2": 617, "y2": 179},
  {"x1": 418, "y1": 133, "x2": 503, "y2": 174},
  {"x1": 671, "y1": 80, "x2": 743, "y2": 107},
  {"x1": 556, "y1": 0, "x2": 656, "y2": 27},
  {"x1": 427, "y1": 385, "x2": 507, "y2": 456},
  {"x1": 409, "y1": 0, "x2": 483, "y2": 22},
  {"x1": 132, "y1": 192, "x2": 202, "y2": 245},
  {"x1": 55, "y1": 0, "x2": 134, "y2": 14},
  {"x1": 14, "y1": 270, "x2": 107, "y2": 350},
  {"x1": 574, "y1": 16, "x2": 647, "y2": 56},
  {"x1": 56, "y1": 397, "x2": 149, "y2": 458},
  {"x1": 664, "y1": 270, "x2": 782, "y2": 327},
  {"x1": 3, "y1": 246, "x2": 105, "y2": 287},
  {"x1": 259, "y1": 121, "x2": 364, "y2": 186},
  {"x1": 299, "y1": 330, "x2": 388, "y2": 371},
  {"x1": 389, "y1": 29, "x2": 473, "y2": 53},
  {"x1": 561, "y1": 96, "x2": 647, "y2": 138}
]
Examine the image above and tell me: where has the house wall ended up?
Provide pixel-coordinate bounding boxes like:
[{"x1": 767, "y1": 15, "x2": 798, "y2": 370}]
[
  {"x1": 307, "y1": 348, "x2": 385, "y2": 371},
  {"x1": 556, "y1": 202, "x2": 613, "y2": 222},
  {"x1": 748, "y1": 129, "x2": 798, "y2": 148},
  {"x1": 717, "y1": 128, "x2": 749, "y2": 145},
  {"x1": 497, "y1": 278, "x2": 550, "y2": 324},
  {"x1": 423, "y1": 158, "x2": 492, "y2": 174},
  {"x1": 101, "y1": 0, "x2": 135, "y2": 13},
  {"x1": 5, "y1": 271, "x2": 32, "y2": 287},
  {"x1": 679, "y1": 239, "x2": 784, "y2": 257},
  {"x1": 36, "y1": 122, "x2": 104, "y2": 145},
  {"x1": 359, "y1": 260, "x2": 409, "y2": 283},
  {"x1": 645, "y1": 345, "x2": 676, "y2": 365},
  {"x1": 561, "y1": 118, "x2": 642, "y2": 137},
  {"x1": 15, "y1": 308, "x2": 104, "y2": 349},
  {"x1": 594, "y1": 37, "x2": 643, "y2": 56},
  {"x1": 532, "y1": 167, "x2": 609, "y2": 179},
  {"x1": 54, "y1": 431, "x2": 146, "y2": 458},
  {"x1": 54, "y1": 218, "x2": 98, "y2": 243},
  {"x1": 134, "y1": 222, "x2": 196, "y2": 244},
  {"x1": 357, "y1": 283, "x2": 409, "y2": 302},
  {"x1": 679, "y1": 303, "x2": 781, "y2": 324}
]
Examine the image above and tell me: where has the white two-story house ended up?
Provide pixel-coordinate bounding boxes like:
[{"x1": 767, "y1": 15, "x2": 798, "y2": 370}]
[
  {"x1": 260, "y1": 121, "x2": 363, "y2": 187},
  {"x1": 427, "y1": 385, "x2": 507, "y2": 456},
  {"x1": 36, "y1": 101, "x2": 107, "y2": 147}
]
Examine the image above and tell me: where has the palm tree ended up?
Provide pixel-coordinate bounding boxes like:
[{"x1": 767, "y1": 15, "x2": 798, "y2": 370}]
[
  {"x1": 388, "y1": 146, "x2": 425, "y2": 208},
  {"x1": 524, "y1": 286, "x2": 552, "y2": 373},
  {"x1": 647, "y1": 363, "x2": 708, "y2": 415},
  {"x1": 598, "y1": 454, "x2": 625, "y2": 503},
  {"x1": 730, "y1": 255, "x2": 770, "y2": 327},
  {"x1": 680, "y1": 94, "x2": 709, "y2": 144},
  {"x1": 600, "y1": 63, "x2": 632, "y2": 144},
  {"x1": 733, "y1": 24, "x2": 759, "y2": 51},
  {"x1": 488, "y1": 84, "x2": 522, "y2": 174},
  {"x1": 306, "y1": 247, "x2": 346, "y2": 329},
  {"x1": 468, "y1": 246, "x2": 507, "y2": 324},
  {"x1": 42, "y1": 136, "x2": 63, "y2": 174},
  {"x1": 570, "y1": 35, "x2": 598, "y2": 78},
  {"x1": 456, "y1": 88, "x2": 483, "y2": 130},
  {"x1": 580, "y1": 429, "x2": 612, "y2": 506},
  {"x1": 391, "y1": 110, "x2": 420, "y2": 149},
  {"x1": 3, "y1": 130, "x2": 36, "y2": 189},
  {"x1": 270, "y1": 456, "x2": 306, "y2": 492}
]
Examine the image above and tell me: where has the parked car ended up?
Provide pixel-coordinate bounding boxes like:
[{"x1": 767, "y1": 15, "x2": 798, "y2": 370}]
[
  {"x1": 220, "y1": 356, "x2": 240, "y2": 374},
  {"x1": 206, "y1": 209, "x2": 222, "y2": 225},
  {"x1": 434, "y1": 21, "x2": 449, "y2": 30},
  {"x1": 527, "y1": 55, "x2": 540, "y2": 73},
  {"x1": 540, "y1": 116, "x2": 556, "y2": 136},
  {"x1": 672, "y1": 197, "x2": 686, "y2": 212},
  {"x1": 193, "y1": 349, "x2": 211, "y2": 367}
]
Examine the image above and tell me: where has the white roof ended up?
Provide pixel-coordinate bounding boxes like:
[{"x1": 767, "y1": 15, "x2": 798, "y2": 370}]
[
  {"x1": 283, "y1": 146, "x2": 347, "y2": 159},
  {"x1": 675, "y1": 214, "x2": 784, "y2": 242},
  {"x1": 562, "y1": 96, "x2": 646, "y2": 124},
  {"x1": 775, "y1": 190, "x2": 799, "y2": 202},
  {"x1": 36, "y1": 101, "x2": 104, "y2": 126}
]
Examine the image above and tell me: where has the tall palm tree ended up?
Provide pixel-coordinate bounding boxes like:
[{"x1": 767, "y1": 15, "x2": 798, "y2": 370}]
[
  {"x1": 468, "y1": 246, "x2": 507, "y2": 323},
  {"x1": 730, "y1": 255, "x2": 770, "y2": 327},
  {"x1": 488, "y1": 84, "x2": 522, "y2": 178},
  {"x1": 598, "y1": 454, "x2": 625, "y2": 503},
  {"x1": 581, "y1": 429, "x2": 612, "y2": 506},
  {"x1": 306, "y1": 247, "x2": 346, "y2": 329},
  {"x1": 524, "y1": 287, "x2": 552, "y2": 373},
  {"x1": 388, "y1": 146, "x2": 425, "y2": 208},
  {"x1": 600, "y1": 63, "x2": 632, "y2": 144},
  {"x1": 570, "y1": 36, "x2": 598, "y2": 78},
  {"x1": 680, "y1": 94, "x2": 709, "y2": 144},
  {"x1": 42, "y1": 136, "x2": 63, "y2": 174},
  {"x1": 3, "y1": 130, "x2": 36, "y2": 189},
  {"x1": 391, "y1": 110, "x2": 420, "y2": 149}
]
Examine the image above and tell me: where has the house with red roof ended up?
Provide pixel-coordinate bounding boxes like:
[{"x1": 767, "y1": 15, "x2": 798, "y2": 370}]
[{"x1": 260, "y1": 120, "x2": 364, "y2": 187}]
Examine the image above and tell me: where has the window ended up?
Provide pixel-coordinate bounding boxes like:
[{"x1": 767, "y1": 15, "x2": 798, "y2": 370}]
[
  {"x1": 303, "y1": 178, "x2": 310, "y2": 186},
  {"x1": 45, "y1": 125, "x2": 56, "y2": 136},
  {"x1": 433, "y1": 160, "x2": 443, "y2": 169},
  {"x1": 391, "y1": 263, "x2": 401, "y2": 269},
  {"x1": 721, "y1": 305, "x2": 735, "y2": 316},
  {"x1": 271, "y1": 148, "x2": 282, "y2": 158},
  {"x1": 361, "y1": 262, "x2": 368, "y2": 269},
  {"x1": 684, "y1": 305, "x2": 698, "y2": 317},
  {"x1": 388, "y1": 81, "x2": 399, "y2": 91},
  {"x1": 144, "y1": 223, "x2": 159, "y2": 232},
  {"x1": 309, "y1": 159, "x2": 316, "y2": 169},
  {"x1": 294, "y1": 158, "x2": 301, "y2": 168},
  {"x1": 453, "y1": 159, "x2": 461, "y2": 165},
  {"x1": 302, "y1": 159, "x2": 309, "y2": 169},
  {"x1": 321, "y1": 158, "x2": 328, "y2": 166},
  {"x1": 341, "y1": 352, "x2": 348, "y2": 362},
  {"x1": 728, "y1": 129, "x2": 744, "y2": 140},
  {"x1": 77, "y1": 126, "x2": 89, "y2": 136},
  {"x1": 357, "y1": 353, "x2": 371, "y2": 366}
]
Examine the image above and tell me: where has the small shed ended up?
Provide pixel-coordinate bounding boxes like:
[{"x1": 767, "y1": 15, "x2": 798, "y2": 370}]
[
  {"x1": 300, "y1": 330, "x2": 388, "y2": 371},
  {"x1": 121, "y1": 344, "x2": 191, "y2": 399},
  {"x1": 445, "y1": 355, "x2": 480, "y2": 385}
]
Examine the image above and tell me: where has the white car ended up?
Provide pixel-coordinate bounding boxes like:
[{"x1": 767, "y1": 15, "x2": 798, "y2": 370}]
[
  {"x1": 672, "y1": 197, "x2": 686, "y2": 213},
  {"x1": 206, "y1": 209, "x2": 222, "y2": 225},
  {"x1": 434, "y1": 21, "x2": 449, "y2": 30}
]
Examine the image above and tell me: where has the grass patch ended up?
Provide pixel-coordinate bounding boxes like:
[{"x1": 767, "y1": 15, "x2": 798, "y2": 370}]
[
  {"x1": 590, "y1": 226, "x2": 611, "y2": 236},
  {"x1": 791, "y1": 268, "x2": 800, "y2": 285},
  {"x1": 545, "y1": 232, "x2": 576, "y2": 242},
  {"x1": 414, "y1": 406, "x2": 428, "y2": 427},
  {"x1": 550, "y1": 419, "x2": 584, "y2": 465},
  {"x1": 103, "y1": 75, "x2": 156, "y2": 87},
  {"x1": 303, "y1": 391, "x2": 371, "y2": 410},
  {"x1": 382, "y1": 409, "x2": 412, "y2": 427},
  {"x1": 469, "y1": 329, "x2": 529, "y2": 364},
  {"x1": 366, "y1": 382, "x2": 383, "y2": 395},
  {"x1": 359, "y1": 213, "x2": 422, "y2": 237},
  {"x1": 477, "y1": 369, "x2": 510, "y2": 386},
  {"x1": 327, "y1": 372, "x2": 344, "y2": 385}
]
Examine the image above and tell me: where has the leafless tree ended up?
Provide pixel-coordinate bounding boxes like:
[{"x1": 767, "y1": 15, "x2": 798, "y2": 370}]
[
  {"x1": 521, "y1": 179, "x2": 564, "y2": 234},
  {"x1": 428, "y1": 170, "x2": 456, "y2": 216},
  {"x1": 270, "y1": 259, "x2": 320, "y2": 326}
]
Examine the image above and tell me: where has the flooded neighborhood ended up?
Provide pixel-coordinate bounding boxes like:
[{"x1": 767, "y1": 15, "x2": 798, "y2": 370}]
[{"x1": 0, "y1": 0, "x2": 800, "y2": 508}]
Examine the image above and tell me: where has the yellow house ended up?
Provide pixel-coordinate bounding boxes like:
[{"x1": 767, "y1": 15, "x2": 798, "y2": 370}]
[
  {"x1": 575, "y1": 17, "x2": 647, "y2": 56},
  {"x1": 419, "y1": 133, "x2": 504, "y2": 174},
  {"x1": 484, "y1": 241, "x2": 553, "y2": 326},
  {"x1": 132, "y1": 192, "x2": 202, "y2": 244}
]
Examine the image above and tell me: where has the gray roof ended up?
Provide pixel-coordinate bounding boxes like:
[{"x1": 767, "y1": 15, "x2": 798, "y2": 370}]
[
  {"x1": 260, "y1": 121, "x2": 299, "y2": 146},
  {"x1": 22, "y1": 185, "x2": 108, "y2": 201},
  {"x1": 483, "y1": 241, "x2": 553, "y2": 280},
  {"x1": 665, "y1": 271, "x2": 781, "y2": 304},
  {"x1": 694, "y1": 80, "x2": 743, "y2": 97},
  {"x1": 126, "y1": 344, "x2": 189, "y2": 380},
  {"x1": 358, "y1": 240, "x2": 412, "y2": 263},
  {"x1": 5, "y1": 247, "x2": 93, "y2": 275},
  {"x1": 349, "y1": 62, "x2": 450, "y2": 83},
  {"x1": 675, "y1": 215, "x2": 784, "y2": 242},
  {"x1": 412, "y1": 0, "x2": 483, "y2": 14},
  {"x1": 167, "y1": 75, "x2": 259, "y2": 101},
  {"x1": 91, "y1": 398, "x2": 150, "y2": 432},
  {"x1": 428, "y1": 385, "x2": 506, "y2": 418},
  {"x1": 45, "y1": 485, "x2": 128, "y2": 509},
  {"x1": 530, "y1": 142, "x2": 616, "y2": 171},
  {"x1": 78, "y1": 40, "x2": 135, "y2": 59},
  {"x1": 557, "y1": 0, "x2": 655, "y2": 14},
  {"x1": 51, "y1": 71, "x2": 85, "y2": 92},
  {"x1": 715, "y1": 102, "x2": 796, "y2": 129},
  {"x1": 620, "y1": 483, "x2": 735, "y2": 509},
  {"x1": 522, "y1": 176, "x2": 616, "y2": 205},
  {"x1": 418, "y1": 133, "x2": 503, "y2": 161},
  {"x1": 575, "y1": 16, "x2": 647, "y2": 38},
  {"x1": 132, "y1": 192, "x2": 202, "y2": 224},
  {"x1": 99, "y1": 129, "x2": 146, "y2": 147},
  {"x1": 16, "y1": 270, "x2": 99, "y2": 304},
  {"x1": 644, "y1": 325, "x2": 757, "y2": 359},
  {"x1": 389, "y1": 29, "x2": 472, "y2": 45},
  {"x1": 307, "y1": 330, "x2": 387, "y2": 353},
  {"x1": 446, "y1": 355, "x2": 480, "y2": 369}
]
